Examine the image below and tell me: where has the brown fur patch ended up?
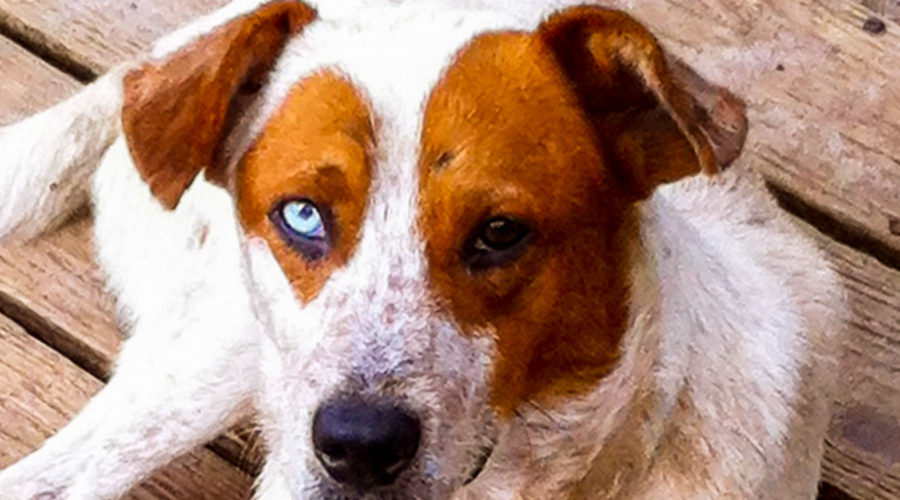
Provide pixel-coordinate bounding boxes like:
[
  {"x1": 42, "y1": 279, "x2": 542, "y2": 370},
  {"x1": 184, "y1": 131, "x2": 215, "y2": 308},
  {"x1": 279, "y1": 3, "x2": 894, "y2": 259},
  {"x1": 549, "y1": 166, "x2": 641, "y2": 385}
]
[
  {"x1": 122, "y1": 0, "x2": 315, "y2": 209},
  {"x1": 237, "y1": 72, "x2": 373, "y2": 302},
  {"x1": 419, "y1": 32, "x2": 635, "y2": 416},
  {"x1": 419, "y1": 8, "x2": 746, "y2": 417}
]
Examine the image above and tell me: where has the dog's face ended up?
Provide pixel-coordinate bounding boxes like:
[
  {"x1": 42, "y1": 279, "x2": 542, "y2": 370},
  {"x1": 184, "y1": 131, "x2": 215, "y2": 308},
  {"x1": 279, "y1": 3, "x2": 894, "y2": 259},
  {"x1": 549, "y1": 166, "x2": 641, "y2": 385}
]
[{"x1": 121, "y1": 1, "x2": 745, "y2": 497}]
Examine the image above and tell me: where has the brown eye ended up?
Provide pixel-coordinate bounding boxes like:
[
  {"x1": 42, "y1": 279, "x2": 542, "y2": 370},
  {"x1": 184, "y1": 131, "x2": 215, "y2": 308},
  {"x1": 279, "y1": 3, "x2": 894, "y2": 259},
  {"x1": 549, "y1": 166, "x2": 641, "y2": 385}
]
[
  {"x1": 463, "y1": 216, "x2": 531, "y2": 271},
  {"x1": 477, "y1": 218, "x2": 528, "y2": 250}
]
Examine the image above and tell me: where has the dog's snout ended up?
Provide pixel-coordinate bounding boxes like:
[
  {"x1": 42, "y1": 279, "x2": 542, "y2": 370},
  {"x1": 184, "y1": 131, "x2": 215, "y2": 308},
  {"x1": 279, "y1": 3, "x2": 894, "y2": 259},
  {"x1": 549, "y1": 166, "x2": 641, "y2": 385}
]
[{"x1": 312, "y1": 398, "x2": 421, "y2": 490}]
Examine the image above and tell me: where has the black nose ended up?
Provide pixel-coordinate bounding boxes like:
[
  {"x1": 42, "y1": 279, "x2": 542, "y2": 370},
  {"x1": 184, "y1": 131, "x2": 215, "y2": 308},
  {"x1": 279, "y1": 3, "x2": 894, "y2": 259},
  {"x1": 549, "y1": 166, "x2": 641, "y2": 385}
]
[{"x1": 312, "y1": 398, "x2": 421, "y2": 489}]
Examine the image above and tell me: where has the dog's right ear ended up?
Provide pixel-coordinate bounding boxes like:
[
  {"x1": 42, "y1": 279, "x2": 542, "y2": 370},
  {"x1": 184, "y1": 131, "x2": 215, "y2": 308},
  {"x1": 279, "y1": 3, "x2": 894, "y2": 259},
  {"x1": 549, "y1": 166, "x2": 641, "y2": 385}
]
[
  {"x1": 537, "y1": 7, "x2": 747, "y2": 200},
  {"x1": 122, "y1": 1, "x2": 315, "y2": 209}
]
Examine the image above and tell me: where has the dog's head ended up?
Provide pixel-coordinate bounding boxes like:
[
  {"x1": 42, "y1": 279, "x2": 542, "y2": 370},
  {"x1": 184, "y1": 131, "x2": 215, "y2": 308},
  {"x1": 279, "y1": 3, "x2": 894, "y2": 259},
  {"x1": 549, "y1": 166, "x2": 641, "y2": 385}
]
[{"x1": 121, "y1": 1, "x2": 746, "y2": 497}]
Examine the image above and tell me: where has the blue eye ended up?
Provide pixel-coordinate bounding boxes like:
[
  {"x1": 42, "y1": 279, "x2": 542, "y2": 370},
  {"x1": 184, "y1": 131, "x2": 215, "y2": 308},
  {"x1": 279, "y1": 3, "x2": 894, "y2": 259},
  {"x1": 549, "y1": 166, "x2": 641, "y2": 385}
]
[
  {"x1": 282, "y1": 200, "x2": 325, "y2": 240},
  {"x1": 270, "y1": 199, "x2": 330, "y2": 261}
]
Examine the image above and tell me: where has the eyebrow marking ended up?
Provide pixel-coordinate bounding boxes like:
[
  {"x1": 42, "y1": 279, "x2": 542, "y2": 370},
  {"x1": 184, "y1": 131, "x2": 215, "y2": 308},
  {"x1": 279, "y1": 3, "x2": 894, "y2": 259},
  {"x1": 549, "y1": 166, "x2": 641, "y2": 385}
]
[{"x1": 236, "y1": 71, "x2": 374, "y2": 303}]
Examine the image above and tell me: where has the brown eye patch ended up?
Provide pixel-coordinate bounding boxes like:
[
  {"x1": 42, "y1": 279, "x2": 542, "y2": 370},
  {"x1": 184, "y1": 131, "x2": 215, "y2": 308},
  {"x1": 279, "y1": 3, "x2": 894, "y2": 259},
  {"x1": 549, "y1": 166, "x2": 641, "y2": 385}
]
[
  {"x1": 419, "y1": 32, "x2": 635, "y2": 417},
  {"x1": 237, "y1": 71, "x2": 374, "y2": 303}
]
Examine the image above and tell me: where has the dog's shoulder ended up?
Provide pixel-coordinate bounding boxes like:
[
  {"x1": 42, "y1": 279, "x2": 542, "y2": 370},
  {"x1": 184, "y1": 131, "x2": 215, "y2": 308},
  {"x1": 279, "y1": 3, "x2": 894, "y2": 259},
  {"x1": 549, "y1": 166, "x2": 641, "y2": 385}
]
[
  {"x1": 627, "y1": 165, "x2": 845, "y2": 495},
  {"x1": 646, "y1": 164, "x2": 845, "y2": 345},
  {"x1": 640, "y1": 162, "x2": 843, "y2": 417}
]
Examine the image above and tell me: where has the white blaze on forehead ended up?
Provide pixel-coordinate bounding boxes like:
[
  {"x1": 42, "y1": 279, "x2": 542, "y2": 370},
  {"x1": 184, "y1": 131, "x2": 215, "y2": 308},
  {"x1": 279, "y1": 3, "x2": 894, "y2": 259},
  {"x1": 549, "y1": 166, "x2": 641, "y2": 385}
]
[{"x1": 281, "y1": 6, "x2": 527, "y2": 378}]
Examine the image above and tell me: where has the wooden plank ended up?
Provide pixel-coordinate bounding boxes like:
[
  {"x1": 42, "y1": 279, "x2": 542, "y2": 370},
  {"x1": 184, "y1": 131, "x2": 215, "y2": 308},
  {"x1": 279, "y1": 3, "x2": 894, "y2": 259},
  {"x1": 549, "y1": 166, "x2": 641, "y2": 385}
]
[
  {"x1": 0, "y1": 0, "x2": 227, "y2": 76},
  {"x1": 0, "y1": 34, "x2": 80, "y2": 120},
  {"x1": 0, "y1": 313, "x2": 252, "y2": 498},
  {"x1": 0, "y1": 214, "x2": 117, "y2": 377},
  {"x1": 0, "y1": 35, "x2": 126, "y2": 377},
  {"x1": 0, "y1": 0, "x2": 897, "y2": 497},
  {"x1": 809, "y1": 225, "x2": 900, "y2": 500},
  {"x1": 616, "y1": 0, "x2": 900, "y2": 256},
  {"x1": 0, "y1": 38, "x2": 117, "y2": 376}
]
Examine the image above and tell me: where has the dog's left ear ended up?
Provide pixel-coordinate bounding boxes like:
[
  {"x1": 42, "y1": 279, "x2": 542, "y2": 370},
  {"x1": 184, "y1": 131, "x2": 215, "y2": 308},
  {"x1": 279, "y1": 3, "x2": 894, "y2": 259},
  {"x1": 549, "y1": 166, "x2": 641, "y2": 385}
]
[
  {"x1": 538, "y1": 7, "x2": 748, "y2": 200},
  {"x1": 122, "y1": 0, "x2": 315, "y2": 209}
]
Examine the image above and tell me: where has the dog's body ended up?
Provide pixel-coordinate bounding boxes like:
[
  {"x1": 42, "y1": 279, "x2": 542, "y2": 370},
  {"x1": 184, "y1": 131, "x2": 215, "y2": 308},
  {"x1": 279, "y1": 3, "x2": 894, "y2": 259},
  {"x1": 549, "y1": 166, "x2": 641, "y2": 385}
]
[{"x1": 0, "y1": 1, "x2": 844, "y2": 498}]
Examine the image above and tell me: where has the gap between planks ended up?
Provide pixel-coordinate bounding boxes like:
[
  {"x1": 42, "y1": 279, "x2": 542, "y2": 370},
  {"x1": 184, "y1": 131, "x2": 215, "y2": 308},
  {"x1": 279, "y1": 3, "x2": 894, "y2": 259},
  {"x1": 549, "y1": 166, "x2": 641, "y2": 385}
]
[
  {"x1": 768, "y1": 182, "x2": 900, "y2": 271},
  {"x1": 0, "y1": 10, "x2": 96, "y2": 82}
]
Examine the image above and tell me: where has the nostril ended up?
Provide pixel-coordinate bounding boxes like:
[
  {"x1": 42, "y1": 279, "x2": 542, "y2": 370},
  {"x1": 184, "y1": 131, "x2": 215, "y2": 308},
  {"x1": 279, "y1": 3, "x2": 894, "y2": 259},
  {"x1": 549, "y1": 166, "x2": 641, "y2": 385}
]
[
  {"x1": 318, "y1": 443, "x2": 348, "y2": 469},
  {"x1": 312, "y1": 398, "x2": 421, "y2": 490}
]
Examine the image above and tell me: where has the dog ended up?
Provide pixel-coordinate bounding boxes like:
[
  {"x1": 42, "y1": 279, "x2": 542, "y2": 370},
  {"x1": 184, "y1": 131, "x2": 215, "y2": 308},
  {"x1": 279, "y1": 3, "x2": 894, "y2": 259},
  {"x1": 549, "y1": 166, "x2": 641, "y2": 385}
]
[{"x1": 0, "y1": 0, "x2": 845, "y2": 498}]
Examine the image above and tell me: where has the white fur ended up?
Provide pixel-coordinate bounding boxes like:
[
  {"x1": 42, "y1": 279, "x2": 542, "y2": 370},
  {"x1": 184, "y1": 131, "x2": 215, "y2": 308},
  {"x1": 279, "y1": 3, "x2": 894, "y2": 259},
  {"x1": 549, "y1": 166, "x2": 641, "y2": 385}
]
[
  {"x1": 0, "y1": 1, "x2": 844, "y2": 499},
  {"x1": 0, "y1": 67, "x2": 126, "y2": 241}
]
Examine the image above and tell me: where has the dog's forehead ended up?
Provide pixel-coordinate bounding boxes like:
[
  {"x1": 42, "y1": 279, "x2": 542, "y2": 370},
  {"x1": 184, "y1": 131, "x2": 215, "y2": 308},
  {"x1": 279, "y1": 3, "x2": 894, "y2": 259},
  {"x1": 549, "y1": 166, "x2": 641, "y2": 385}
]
[
  {"x1": 249, "y1": 3, "x2": 541, "y2": 160},
  {"x1": 239, "y1": 4, "x2": 539, "y2": 274}
]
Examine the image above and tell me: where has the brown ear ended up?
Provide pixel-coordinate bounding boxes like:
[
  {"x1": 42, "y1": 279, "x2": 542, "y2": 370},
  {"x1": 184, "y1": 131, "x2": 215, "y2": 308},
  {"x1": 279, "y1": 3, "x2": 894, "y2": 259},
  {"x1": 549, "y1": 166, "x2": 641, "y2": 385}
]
[
  {"x1": 538, "y1": 6, "x2": 748, "y2": 199},
  {"x1": 122, "y1": 0, "x2": 315, "y2": 209}
]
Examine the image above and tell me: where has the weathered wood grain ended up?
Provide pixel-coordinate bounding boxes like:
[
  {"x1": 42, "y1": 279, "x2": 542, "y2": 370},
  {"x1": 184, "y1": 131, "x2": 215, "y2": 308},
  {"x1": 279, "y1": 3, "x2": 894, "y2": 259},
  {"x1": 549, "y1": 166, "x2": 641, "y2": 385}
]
[
  {"x1": 0, "y1": 0, "x2": 227, "y2": 76},
  {"x1": 861, "y1": 0, "x2": 900, "y2": 22},
  {"x1": 0, "y1": 34, "x2": 129, "y2": 379},
  {"x1": 0, "y1": 0, "x2": 897, "y2": 498},
  {"x1": 811, "y1": 225, "x2": 900, "y2": 500},
  {"x1": 0, "y1": 37, "x2": 117, "y2": 377},
  {"x1": 0, "y1": 313, "x2": 252, "y2": 499},
  {"x1": 0, "y1": 36, "x2": 80, "y2": 119}
]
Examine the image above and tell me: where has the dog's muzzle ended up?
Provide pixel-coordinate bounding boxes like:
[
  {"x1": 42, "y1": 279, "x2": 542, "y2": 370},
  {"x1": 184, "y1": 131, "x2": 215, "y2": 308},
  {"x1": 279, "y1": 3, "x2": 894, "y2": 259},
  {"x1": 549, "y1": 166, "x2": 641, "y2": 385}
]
[{"x1": 312, "y1": 397, "x2": 422, "y2": 491}]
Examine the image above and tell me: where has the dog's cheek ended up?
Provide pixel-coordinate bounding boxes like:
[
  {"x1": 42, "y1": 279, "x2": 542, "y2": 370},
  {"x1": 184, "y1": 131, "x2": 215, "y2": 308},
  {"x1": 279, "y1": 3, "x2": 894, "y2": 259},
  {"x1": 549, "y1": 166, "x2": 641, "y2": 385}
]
[
  {"x1": 414, "y1": 321, "x2": 500, "y2": 487},
  {"x1": 241, "y1": 238, "x2": 310, "y2": 347}
]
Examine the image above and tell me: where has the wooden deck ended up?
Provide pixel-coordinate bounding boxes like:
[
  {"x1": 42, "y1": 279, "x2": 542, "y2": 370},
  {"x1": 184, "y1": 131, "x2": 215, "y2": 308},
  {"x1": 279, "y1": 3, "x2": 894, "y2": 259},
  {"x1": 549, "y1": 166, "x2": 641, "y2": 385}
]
[{"x1": 0, "y1": 1, "x2": 897, "y2": 498}]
